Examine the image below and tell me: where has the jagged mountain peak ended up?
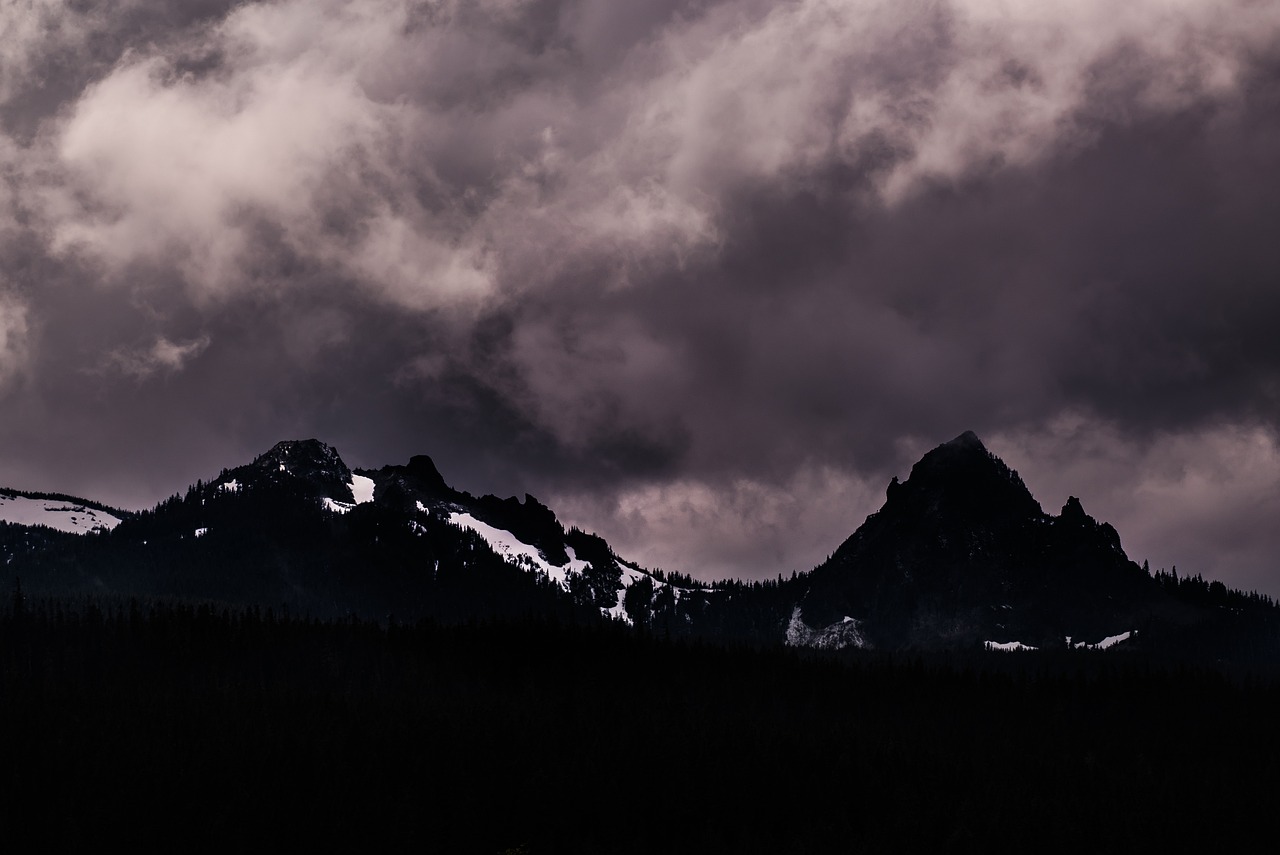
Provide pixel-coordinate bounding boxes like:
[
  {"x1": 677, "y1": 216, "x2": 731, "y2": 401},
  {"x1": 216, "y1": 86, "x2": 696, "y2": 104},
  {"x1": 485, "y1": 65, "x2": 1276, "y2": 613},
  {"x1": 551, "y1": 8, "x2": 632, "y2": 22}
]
[
  {"x1": 240, "y1": 439, "x2": 357, "y2": 502},
  {"x1": 1055, "y1": 495, "x2": 1125, "y2": 554},
  {"x1": 254, "y1": 439, "x2": 348, "y2": 473},
  {"x1": 907, "y1": 431, "x2": 1012, "y2": 482},
  {"x1": 884, "y1": 431, "x2": 1043, "y2": 524},
  {"x1": 949, "y1": 429, "x2": 984, "y2": 448},
  {"x1": 405, "y1": 455, "x2": 449, "y2": 493},
  {"x1": 1060, "y1": 495, "x2": 1088, "y2": 522},
  {"x1": 364, "y1": 454, "x2": 456, "y2": 513},
  {"x1": 799, "y1": 431, "x2": 1151, "y2": 649}
]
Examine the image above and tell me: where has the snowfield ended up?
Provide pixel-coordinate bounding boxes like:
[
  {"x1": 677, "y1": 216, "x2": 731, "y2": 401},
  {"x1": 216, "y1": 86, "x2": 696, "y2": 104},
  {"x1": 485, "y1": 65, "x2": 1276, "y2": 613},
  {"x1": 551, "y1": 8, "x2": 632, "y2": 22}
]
[
  {"x1": 0, "y1": 494, "x2": 123, "y2": 534},
  {"x1": 448, "y1": 511, "x2": 706, "y2": 623},
  {"x1": 448, "y1": 512, "x2": 589, "y2": 590},
  {"x1": 984, "y1": 640, "x2": 1038, "y2": 652},
  {"x1": 350, "y1": 475, "x2": 375, "y2": 504},
  {"x1": 323, "y1": 475, "x2": 378, "y2": 514},
  {"x1": 1071, "y1": 631, "x2": 1135, "y2": 650}
]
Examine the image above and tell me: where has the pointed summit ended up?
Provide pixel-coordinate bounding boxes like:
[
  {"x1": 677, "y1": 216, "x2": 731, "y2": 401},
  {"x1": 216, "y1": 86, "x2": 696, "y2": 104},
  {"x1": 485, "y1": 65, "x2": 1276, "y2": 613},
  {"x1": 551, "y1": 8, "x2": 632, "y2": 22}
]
[
  {"x1": 890, "y1": 431, "x2": 1041, "y2": 523},
  {"x1": 949, "y1": 429, "x2": 984, "y2": 448},
  {"x1": 915, "y1": 430, "x2": 992, "y2": 467},
  {"x1": 801, "y1": 431, "x2": 1149, "y2": 649}
]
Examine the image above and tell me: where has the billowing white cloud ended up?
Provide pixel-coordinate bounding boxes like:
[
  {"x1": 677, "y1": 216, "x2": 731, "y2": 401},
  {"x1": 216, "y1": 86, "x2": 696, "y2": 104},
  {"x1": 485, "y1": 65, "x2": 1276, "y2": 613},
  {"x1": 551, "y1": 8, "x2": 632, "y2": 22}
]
[
  {"x1": 37, "y1": 0, "x2": 1278, "y2": 309},
  {"x1": 627, "y1": 0, "x2": 1278, "y2": 204},
  {"x1": 44, "y1": 0, "x2": 493, "y2": 307}
]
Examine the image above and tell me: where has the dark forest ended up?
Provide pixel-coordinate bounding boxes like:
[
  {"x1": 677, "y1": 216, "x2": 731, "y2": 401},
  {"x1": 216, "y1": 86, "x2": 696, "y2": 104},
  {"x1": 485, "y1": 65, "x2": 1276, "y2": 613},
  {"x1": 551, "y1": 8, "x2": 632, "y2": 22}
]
[{"x1": 3, "y1": 591, "x2": 1278, "y2": 853}]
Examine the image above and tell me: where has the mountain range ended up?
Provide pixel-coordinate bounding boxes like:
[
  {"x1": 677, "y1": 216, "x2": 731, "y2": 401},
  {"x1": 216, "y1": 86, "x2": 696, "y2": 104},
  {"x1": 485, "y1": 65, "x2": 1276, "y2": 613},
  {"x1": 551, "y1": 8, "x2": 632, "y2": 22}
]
[{"x1": 3, "y1": 431, "x2": 1276, "y2": 658}]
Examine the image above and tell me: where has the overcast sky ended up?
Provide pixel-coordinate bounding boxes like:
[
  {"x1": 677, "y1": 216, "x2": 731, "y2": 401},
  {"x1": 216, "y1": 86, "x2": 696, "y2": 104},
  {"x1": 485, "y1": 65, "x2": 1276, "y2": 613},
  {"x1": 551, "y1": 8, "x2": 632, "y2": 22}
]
[{"x1": 2, "y1": 0, "x2": 1279, "y2": 592}]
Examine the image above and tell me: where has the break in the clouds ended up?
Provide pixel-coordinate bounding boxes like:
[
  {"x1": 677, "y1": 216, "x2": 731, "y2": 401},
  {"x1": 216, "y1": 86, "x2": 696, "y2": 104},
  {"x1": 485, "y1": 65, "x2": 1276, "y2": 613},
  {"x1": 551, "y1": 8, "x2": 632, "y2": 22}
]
[{"x1": 2, "y1": 0, "x2": 1280, "y2": 591}]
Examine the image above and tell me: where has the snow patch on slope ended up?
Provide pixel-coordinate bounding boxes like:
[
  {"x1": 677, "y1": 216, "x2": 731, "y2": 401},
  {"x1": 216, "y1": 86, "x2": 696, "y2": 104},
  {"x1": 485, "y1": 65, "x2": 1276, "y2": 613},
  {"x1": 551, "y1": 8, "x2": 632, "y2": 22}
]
[
  {"x1": 449, "y1": 512, "x2": 589, "y2": 590},
  {"x1": 0, "y1": 495, "x2": 122, "y2": 534},
  {"x1": 1095, "y1": 631, "x2": 1133, "y2": 649},
  {"x1": 448, "y1": 511, "x2": 704, "y2": 623},
  {"x1": 1070, "y1": 631, "x2": 1135, "y2": 650},
  {"x1": 350, "y1": 474, "x2": 375, "y2": 504},
  {"x1": 323, "y1": 475, "x2": 378, "y2": 514},
  {"x1": 605, "y1": 559, "x2": 659, "y2": 623},
  {"x1": 985, "y1": 640, "x2": 1038, "y2": 652}
]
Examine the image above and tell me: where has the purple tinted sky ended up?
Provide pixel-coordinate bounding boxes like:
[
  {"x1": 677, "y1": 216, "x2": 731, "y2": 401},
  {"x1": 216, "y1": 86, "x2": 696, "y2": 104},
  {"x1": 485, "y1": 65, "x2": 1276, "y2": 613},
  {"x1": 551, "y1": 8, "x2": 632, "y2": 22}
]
[{"x1": 1, "y1": 0, "x2": 1279, "y2": 592}]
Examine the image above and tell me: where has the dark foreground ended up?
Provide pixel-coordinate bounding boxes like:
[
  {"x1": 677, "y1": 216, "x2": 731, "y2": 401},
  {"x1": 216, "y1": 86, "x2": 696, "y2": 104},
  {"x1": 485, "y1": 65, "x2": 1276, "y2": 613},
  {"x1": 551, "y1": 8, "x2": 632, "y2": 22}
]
[{"x1": 2, "y1": 596, "x2": 1278, "y2": 853}]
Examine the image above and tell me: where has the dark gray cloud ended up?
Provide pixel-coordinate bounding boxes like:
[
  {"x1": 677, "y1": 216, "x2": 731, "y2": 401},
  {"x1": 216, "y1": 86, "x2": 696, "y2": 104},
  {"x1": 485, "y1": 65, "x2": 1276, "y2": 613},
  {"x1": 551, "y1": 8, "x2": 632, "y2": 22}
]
[{"x1": 2, "y1": 0, "x2": 1280, "y2": 591}]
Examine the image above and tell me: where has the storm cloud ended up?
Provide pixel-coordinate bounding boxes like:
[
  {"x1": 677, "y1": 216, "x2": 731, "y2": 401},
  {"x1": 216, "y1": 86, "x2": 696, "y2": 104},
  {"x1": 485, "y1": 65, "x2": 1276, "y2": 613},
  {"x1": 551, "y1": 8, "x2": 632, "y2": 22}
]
[{"x1": 2, "y1": 0, "x2": 1280, "y2": 590}]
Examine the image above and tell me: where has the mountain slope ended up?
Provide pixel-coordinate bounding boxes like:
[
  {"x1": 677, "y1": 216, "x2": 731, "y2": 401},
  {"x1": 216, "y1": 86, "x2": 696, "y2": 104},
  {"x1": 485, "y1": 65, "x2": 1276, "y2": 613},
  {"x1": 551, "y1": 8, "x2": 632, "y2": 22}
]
[
  {"x1": 786, "y1": 431, "x2": 1154, "y2": 649},
  {"x1": 0, "y1": 487, "x2": 128, "y2": 534},
  {"x1": 2, "y1": 433, "x2": 1276, "y2": 659},
  {"x1": 1, "y1": 440, "x2": 699, "y2": 624}
]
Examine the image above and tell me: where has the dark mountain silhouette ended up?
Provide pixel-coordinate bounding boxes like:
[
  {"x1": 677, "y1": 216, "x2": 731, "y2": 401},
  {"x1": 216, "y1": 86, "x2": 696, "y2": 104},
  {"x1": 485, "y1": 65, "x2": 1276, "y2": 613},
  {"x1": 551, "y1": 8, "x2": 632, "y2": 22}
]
[
  {"x1": 1, "y1": 432, "x2": 1276, "y2": 659},
  {"x1": 792, "y1": 431, "x2": 1154, "y2": 649},
  {"x1": 0, "y1": 439, "x2": 679, "y2": 625}
]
